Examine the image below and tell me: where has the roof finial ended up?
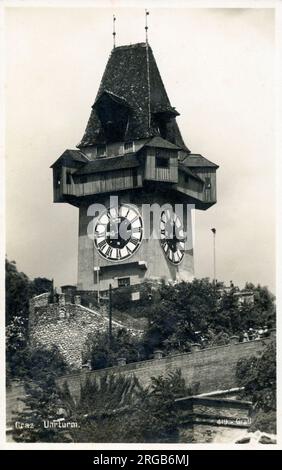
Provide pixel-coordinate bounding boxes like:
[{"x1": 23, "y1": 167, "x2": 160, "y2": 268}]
[
  {"x1": 145, "y1": 9, "x2": 149, "y2": 44},
  {"x1": 113, "y1": 14, "x2": 116, "y2": 48}
]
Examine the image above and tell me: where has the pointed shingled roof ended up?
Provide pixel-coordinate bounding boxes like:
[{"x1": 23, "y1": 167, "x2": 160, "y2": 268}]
[
  {"x1": 77, "y1": 43, "x2": 189, "y2": 152},
  {"x1": 50, "y1": 149, "x2": 89, "y2": 168},
  {"x1": 143, "y1": 136, "x2": 182, "y2": 150},
  {"x1": 182, "y1": 154, "x2": 219, "y2": 169}
]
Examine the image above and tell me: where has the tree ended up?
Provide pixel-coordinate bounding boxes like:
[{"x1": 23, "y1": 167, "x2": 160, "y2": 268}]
[
  {"x1": 6, "y1": 258, "x2": 53, "y2": 327},
  {"x1": 12, "y1": 346, "x2": 69, "y2": 442},
  {"x1": 236, "y1": 341, "x2": 276, "y2": 433},
  {"x1": 239, "y1": 284, "x2": 276, "y2": 331},
  {"x1": 144, "y1": 279, "x2": 220, "y2": 354},
  {"x1": 142, "y1": 279, "x2": 276, "y2": 356},
  {"x1": 5, "y1": 259, "x2": 30, "y2": 326},
  {"x1": 30, "y1": 277, "x2": 53, "y2": 298},
  {"x1": 5, "y1": 258, "x2": 53, "y2": 380},
  {"x1": 130, "y1": 369, "x2": 191, "y2": 443},
  {"x1": 59, "y1": 369, "x2": 191, "y2": 443},
  {"x1": 86, "y1": 328, "x2": 146, "y2": 370},
  {"x1": 59, "y1": 373, "x2": 142, "y2": 443}
]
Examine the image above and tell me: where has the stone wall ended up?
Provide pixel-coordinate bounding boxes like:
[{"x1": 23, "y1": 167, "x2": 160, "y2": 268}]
[
  {"x1": 29, "y1": 294, "x2": 142, "y2": 369},
  {"x1": 56, "y1": 335, "x2": 273, "y2": 400},
  {"x1": 7, "y1": 334, "x2": 274, "y2": 443},
  {"x1": 176, "y1": 396, "x2": 252, "y2": 443}
]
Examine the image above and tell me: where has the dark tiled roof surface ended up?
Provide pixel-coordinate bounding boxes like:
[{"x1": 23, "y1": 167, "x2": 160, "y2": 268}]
[
  {"x1": 78, "y1": 43, "x2": 189, "y2": 151},
  {"x1": 182, "y1": 154, "x2": 219, "y2": 169},
  {"x1": 74, "y1": 153, "x2": 140, "y2": 176},
  {"x1": 50, "y1": 149, "x2": 89, "y2": 168}
]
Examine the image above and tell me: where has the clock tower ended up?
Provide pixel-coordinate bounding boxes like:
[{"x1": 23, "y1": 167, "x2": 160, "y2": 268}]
[{"x1": 51, "y1": 41, "x2": 218, "y2": 293}]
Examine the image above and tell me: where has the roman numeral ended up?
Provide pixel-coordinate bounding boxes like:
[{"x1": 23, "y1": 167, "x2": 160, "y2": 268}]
[
  {"x1": 97, "y1": 240, "x2": 107, "y2": 250},
  {"x1": 126, "y1": 245, "x2": 133, "y2": 255},
  {"x1": 105, "y1": 246, "x2": 113, "y2": 258},
  {"x1": 130, "y1": 238, "x2": 139, "y2": 246}
]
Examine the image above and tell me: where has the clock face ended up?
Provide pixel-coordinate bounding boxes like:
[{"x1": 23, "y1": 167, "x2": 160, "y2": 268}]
[
  {"x1": 160, "y1": 209, "x2": 186, "y2": 265},
  {"x1": 94, "y1": 204, "x2": 143, "y2": 261}
]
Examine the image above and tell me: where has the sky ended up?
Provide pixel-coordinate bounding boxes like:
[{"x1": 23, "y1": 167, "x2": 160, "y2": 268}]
[{"x1": 5, "y1": 6, "x2": 275, "y2": 292}]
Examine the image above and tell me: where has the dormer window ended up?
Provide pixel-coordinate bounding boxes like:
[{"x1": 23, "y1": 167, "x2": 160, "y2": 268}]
[
  {"x1": 156, "y1": 118, "x2": 168, "y2": 140},
  {"x1": 94, "y1": 91, "x2": 131, "y2": 143},
  {"x1": 153, "y1": 107, "x2": 179, "y2": 140},
  {"x1": 97, "y1": 144, "x2": 107, "y2": 158},
  {"x1": 124, "y1": 141, "x2": 134, "y2": 153}
]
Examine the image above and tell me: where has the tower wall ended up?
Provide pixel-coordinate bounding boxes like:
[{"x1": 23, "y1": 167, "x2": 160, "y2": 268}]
[{"x1": 77, "y1": 192, "x2": 194, "y2": 291}]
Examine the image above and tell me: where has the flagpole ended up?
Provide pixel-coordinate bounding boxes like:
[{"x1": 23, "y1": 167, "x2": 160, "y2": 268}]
[{"x1": 211, "y1": 228, "x2": 216, "y2": 283}]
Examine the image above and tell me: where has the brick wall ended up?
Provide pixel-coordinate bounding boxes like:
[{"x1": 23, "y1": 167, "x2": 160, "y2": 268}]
[
  {"x1": 56, "y1": 336, "x2": 272, "y2": 400},
  {"x1": 7, "y1": 335, "x2": 273, "y2": 442}
]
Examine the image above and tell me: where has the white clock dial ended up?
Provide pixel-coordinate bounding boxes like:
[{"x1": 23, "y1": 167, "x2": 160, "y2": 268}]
[
  {"x1": 94, "y1": 204, "x2": 143, "y2": 261},
  {"x1": 160, "y1": 209, "x2": 186, "y2": 265}
]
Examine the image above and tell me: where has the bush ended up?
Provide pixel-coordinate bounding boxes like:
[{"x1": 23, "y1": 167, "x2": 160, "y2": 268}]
[
  {"x1": 236, "y1": 341, "x2": 276, "y2": 433},
  {"x1": 88, "y1": 329, "x2": 146, "y2": 370}
]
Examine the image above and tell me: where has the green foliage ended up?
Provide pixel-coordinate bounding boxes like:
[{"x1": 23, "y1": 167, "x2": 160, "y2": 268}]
[
  {"x1": 11, "y1": 346, "x2": 69, "y2": 443},
  {"x1": 129, "y1": 369, "x2": 191, "y2": 443},
  {"x1": 5, "y1": 258, "x2": 53, "y2": 380},
  {"x1": 63, "y1": 373, "x2": 141, "y2": 442},
  {"x1": 249, "y1": 410, "x2": 276, "y2": 435},
  {"x1": 239, "y1": 284, "x2": 276, "y2": 331},
  {"x1": 5, "y1": 259, "x2": 30, "y2": 326},
  {"x1": 12, "y1": 364, "x2": 191, "y2": 443},
  {"x1": 88, "y1": 328, "x2": 146, "y2": 370},
  {"x1": 143, "y1": 279, "x2": 275, "y2": 355},
  {"x1": 59, "y1": 369, "x2": 190, "y2": 443},
  {"x1": 111, "y1": 281, "x2": 158, "y2": 319},
  {"x1": 143, "y1": 279, "x2": 219, "y2": 353},
  {"x1": 236, "y1": 341, "x2": 276, "y2": 433},
  {"x1": 13, "y1": 377, "x2": 70, "y2": 443},
  {"x1": 84, "y1": 279, "x2": 276, "y2": 364},
  {"x1": 6, "y1": 258, "x2": 52, "y2": 326},
  {"x1": 30, "y1": 277, "x2": 53, "y2": 298},
  {"x1": 237, "y1": 341, "x2": 276, "y2": 411},
  {"x1": 111, "y1": 286, "x2": 132, "y2": 310}
]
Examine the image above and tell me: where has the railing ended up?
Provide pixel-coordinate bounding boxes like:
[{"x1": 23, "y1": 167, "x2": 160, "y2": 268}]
[{"x1": 155, "y1": 167, "x2": 170, "y2": 181}]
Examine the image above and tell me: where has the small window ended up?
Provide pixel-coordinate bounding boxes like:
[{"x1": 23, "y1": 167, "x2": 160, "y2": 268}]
[
  {"x1": 97, "y1": 144, "x2": 107, "y2": 158},
  {"x1": 124, "y1": 141, "x2": 134, "y2": 153},
  {"x1": 66, "y1": 172, "x2": 72, "y2": 185},
  {"x1": 118, "y1": 277, "x2": 130, "y2": 288},
  {"x1": 156, "y1": 156, "x2": 169, "y2": 169},
  {"x1": 205, "y1": 177, "x2": 211, "y2": 189},
  {"x1": 56, "y1": 175, "x2": 61, "y2": 186}
]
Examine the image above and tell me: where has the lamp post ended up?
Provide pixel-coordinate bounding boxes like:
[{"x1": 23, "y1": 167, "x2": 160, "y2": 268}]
[
  {"x1": 109, "y1": 283, "x2": 113, "y2": 345},
  {"x1": 211, "y1": 228, "x2": 216, "y2": 283},
  {"x1": 93, "y1": 236, "x2": 100, "y2": 306}
]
